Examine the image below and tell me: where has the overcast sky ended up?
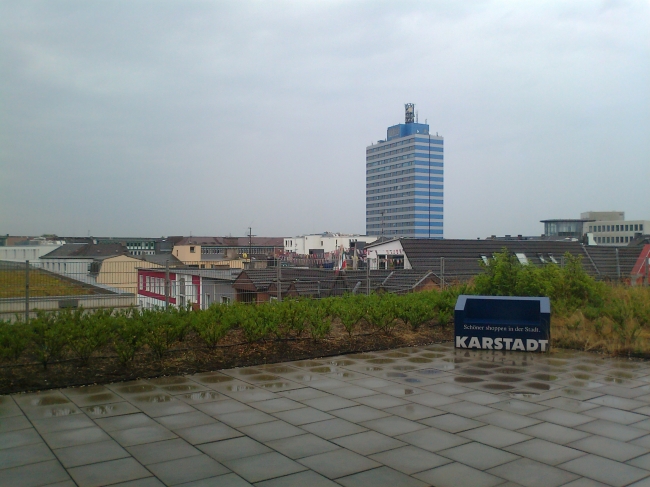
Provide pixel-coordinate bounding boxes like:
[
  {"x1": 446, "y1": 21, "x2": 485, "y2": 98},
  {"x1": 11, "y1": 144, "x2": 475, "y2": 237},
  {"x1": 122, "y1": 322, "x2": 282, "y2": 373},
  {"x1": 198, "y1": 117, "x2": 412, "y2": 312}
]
[{"x1": 1, "y1": 1, "x2": 648, "y2": 240}]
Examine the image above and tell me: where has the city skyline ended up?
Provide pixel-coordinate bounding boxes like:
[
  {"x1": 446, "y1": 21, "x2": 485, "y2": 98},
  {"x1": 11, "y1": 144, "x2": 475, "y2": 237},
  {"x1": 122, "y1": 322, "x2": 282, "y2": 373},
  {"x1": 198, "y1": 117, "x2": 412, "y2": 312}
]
[{"x1": 1, "y1": 2, "x2": 648, "y2": 239}]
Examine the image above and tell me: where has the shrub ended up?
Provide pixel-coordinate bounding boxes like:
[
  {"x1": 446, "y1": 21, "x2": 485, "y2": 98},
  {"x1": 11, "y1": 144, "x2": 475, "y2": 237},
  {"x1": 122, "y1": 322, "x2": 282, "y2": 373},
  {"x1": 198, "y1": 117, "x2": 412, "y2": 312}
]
[
  {"x1": 0, "y1": 320, "x2": 31, "y2": 362},
  {"x1": 66, "y1": 308, "x2": 112, "y2": 366},
  {"x1": 112, "y1": 309, "x2": 145, "y2": 366},
  {"x1": 365, "y1": 293, "x2": 399, "y2": 335},
  {"x1": 192, "y1": 305, "x2": 231, "y2": 349},
  {"x1": 30, "y1": 311, "x2": 70, "y2": 369},
  {"x1": 332, "y1": 294, "x2": 367, "y2": 339}
]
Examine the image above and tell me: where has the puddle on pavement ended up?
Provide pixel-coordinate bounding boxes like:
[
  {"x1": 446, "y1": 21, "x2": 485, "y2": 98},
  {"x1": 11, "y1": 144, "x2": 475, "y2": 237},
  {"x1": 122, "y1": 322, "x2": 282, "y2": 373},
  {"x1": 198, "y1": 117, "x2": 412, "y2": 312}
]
[
  {"x1": 264, "y1": 366, "x2": 295, "y2": 373},
  {"x1": 367, "y1": 359, "x2": 395, "y2": 364},
  {"x1": 443, "y1": 357, "x2": 471, "y2": 363},
  {"x1": 607, "y1": 370, "x2": 635, "y2": 379},
  {"x1": 420, "y1": 353, "x2": 446, "y2": 358},
  {"x1": 85, "y1": 405, "x2": 121, "y2": 416},
  {"x1": 497, "y1": 367, "x2": 526, "y2": 375},
  {"x1": 248, "y1": 374, "x2": 281, "y2": 381},
  {"x1": 44, "y1": 407, "x2": 77, "y2": 417},
  {"x1": 472, "y1": 362, "x2": 501, "y2": 369},
  {"x1": 603, "y1": 377, "x2": 632, "y2": 385},
  {"x1": 417, "y1": 368, "x2": 444, "y2": 375},
  {"x1": 407, "y1": 357, "x2": 432, "y2": 363},
  {"x1": 198, "y1": 375, "x2": 233, "y2": 384},
  {"x1": 30, "y1": 396, "x2": 70, "y2": 406},
  {"x1": 391, "y1": 388, "x2": 418, "y2": 395},
  {"x1": 386, "y1": 372, "x2": 407, "y2": 378},
  {"x1": 453, "y1": 376, "x2": 483, "y2": 383},
  {"x1": 310, "y1": 367, "x2": 337, "y2": 373},
  {"x1": 133, "y1": 394, "x2": 173, "y2": 403},
  {"x1": 225, "y1": 384, "x2": 255, "y2": 392},
  {"x1": 330, "y1": 372, "x2": 356, "y2": 379},
  {"x1": 84, "y1": 393, "x2": 116, "y2": 403},
  {"x1": 461, "y1": 368, "x2": 493, "y2": 376},
  {"x1": 236, "y1": 368, "x2": 264, "y2": 376},
  {"x1": 399, "y1": 347, "x2": 423, "y2": 354},
  {"x1": 523, "y1": 382, "x2": 551, "y2": 391},
  {"x1": 182, "y1": 391, "x2": 222, "y2": 401},
  {"x1": 432, "y1": 363, "x2": 457, "y2": 371},
  {"x1": 67, "y1": 385, "x2": 107, "y2": 395},
  {"x1": 149, "y1": 376, "x2": 189, "y2": 385},
  {"x1": 162, "y1": 384, "x2": 201, "y2": 392},
  {"x1": 346, "y1": 353, "x2": 376, "y2": 359},
  {"x1": 258, "y1": 382, "x2": 292, "y2": 390},
  {"x1": 118, "y1": 384, "x2": 157, "y2": 394},
  {"x1": 404, "y1": 378, "x2": 422, "y2": 383},
  {"x1": 392, "y1": 365, "x2": 416, "y2": 371},
  {"x1": 385, "y1": 352, "x2": 409, "y2": 358},
  {"x1": 575, "y1": 365, "x2": 597, "y2": 372},
  {"x1": 293, "y1": 361, "x2": 324, "y2": 367},
  {"x1": 566, "y1": 380, "x2": 603, "y2": 388},
  {"x1": 611, "y1": 362, "x2": 642, "y2": 369},
  {"x1": 509, "y1": 392, "x2": 540, "y2": 399},
  {"x1": 293, "y1": 374, "x2": 320, "y2": 381},
  {"x1": 327, "y1": 360, "x2": 356, "y2": 366},
  {"x1": 481, "y1": 383, "x2": 515, "y2": 391},
  {"x1": 529, "y1": 373, "x2": 560, "y2": 381},
  {"x1": 572, "y1": 373, "x2": 593, "y2": 380},
  {"x1": 492, "y1": 375, "x2": 523, "y2": 383},
  {"x1": 362, "y1": 366, "x2": 383, "y2": 372},
  {"x1": 546, "y1": 359, "x2": 569, "y2": 366},
  {"x1": 424, "y1": 345, "x2": 450, "y2": 352}
]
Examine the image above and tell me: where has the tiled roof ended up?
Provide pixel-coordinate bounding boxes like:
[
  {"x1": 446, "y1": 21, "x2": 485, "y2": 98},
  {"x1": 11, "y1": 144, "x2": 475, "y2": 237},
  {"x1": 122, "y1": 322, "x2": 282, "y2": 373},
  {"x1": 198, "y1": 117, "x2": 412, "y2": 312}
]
[
  {"x1": 396, "y1": 239, "x2": 643, "y2": 281},
  {"x1": 174, "y1": 237, "x2": 284, "y2": 247},
  {"x1": 40, "y1": 244, "x2": 128, "y2": 259}
]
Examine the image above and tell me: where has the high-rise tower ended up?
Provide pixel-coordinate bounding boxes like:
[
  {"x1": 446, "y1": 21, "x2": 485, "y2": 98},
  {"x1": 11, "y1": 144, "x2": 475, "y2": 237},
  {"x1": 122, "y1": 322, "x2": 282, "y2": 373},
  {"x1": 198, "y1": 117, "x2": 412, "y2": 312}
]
[{"x1": 366, "y1": 104, "x2": 444, "y2": 238}]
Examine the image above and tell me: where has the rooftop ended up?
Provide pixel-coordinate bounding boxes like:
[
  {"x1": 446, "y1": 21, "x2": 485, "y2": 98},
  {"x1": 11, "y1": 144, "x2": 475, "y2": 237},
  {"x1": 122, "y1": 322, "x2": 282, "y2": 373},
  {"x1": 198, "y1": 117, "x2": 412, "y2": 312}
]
[{"x1": 6, "y1": 343, "x2": 650, "y2": 486}]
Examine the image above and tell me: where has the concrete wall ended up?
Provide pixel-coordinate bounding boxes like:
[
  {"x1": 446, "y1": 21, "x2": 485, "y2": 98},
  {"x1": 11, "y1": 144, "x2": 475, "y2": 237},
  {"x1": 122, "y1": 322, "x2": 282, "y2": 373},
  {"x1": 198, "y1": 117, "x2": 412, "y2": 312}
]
[{"x1": 0, "y1": 245, "x2": 63, "y2": 262}]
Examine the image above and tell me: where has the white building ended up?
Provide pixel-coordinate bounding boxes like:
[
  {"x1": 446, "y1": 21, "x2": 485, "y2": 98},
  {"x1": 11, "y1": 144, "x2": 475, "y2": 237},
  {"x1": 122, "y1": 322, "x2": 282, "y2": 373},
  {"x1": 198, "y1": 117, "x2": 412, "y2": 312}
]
[
  {"x1": 0, "y1": 243, "x2": 64, "y2": 262},
  {"x1": 284, "y1": 233, "x2": 377, "y2": 255},
  {"x1": 581, "y1": 212, "x2": 648, "y2": 246}
]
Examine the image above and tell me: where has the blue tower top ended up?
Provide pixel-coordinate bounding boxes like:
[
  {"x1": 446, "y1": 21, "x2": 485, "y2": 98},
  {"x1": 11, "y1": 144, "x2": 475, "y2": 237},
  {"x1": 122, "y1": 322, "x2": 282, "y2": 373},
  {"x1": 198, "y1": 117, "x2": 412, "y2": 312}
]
[
  {"x1": 386, "y1": 122, "x2": 430, "y2": 141},
  {"x1": 386, "y1": 103, "x2": 430, "y2": 141}
]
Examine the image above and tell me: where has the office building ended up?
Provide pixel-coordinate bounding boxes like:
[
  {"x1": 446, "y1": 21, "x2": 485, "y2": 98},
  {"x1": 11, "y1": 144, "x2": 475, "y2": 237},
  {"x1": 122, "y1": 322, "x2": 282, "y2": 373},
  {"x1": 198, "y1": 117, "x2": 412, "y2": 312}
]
[{"x1": 366, "y1": 104, "x2": 444, "y2": 238}]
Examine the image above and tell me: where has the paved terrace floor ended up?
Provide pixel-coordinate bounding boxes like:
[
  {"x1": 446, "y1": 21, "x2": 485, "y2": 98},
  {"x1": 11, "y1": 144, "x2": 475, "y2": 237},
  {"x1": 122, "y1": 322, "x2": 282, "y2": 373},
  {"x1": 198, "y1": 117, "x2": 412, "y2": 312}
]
[{"x1": 4, "y1": 344, "x2": 650, "y2": 487}]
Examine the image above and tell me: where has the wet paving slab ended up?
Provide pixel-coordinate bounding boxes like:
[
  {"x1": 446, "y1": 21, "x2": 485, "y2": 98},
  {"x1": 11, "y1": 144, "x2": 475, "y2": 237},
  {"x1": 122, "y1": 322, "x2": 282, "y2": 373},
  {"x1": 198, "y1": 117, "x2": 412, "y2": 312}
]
[{"x1": 6, "y1": 342, "x2": 650, "y2": 486}]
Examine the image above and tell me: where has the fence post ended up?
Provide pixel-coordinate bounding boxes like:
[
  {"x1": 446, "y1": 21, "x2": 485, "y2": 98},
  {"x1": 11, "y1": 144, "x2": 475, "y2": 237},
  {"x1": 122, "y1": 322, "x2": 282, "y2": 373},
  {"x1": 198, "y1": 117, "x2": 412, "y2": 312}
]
[
  {"x1": 25, "y1": 260, "x2": 30, "y2": 324},
  {"x1": 276, "y1": 261, "x2": 282, "y2": 301},
  {"x1": 165, "y1": 260, "x2": 170, "y2": 309},
  {"x1": 440, "y1": 257, "x2": 445, "y2": 290},
  {"x1": 366, "y1": 263, "x2": 370, "y2": 295}
]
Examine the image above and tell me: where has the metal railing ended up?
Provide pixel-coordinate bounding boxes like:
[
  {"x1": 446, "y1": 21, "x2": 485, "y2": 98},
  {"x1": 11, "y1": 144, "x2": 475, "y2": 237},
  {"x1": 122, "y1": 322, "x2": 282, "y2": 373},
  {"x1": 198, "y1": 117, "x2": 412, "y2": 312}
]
[{"x1": 1, "y1": 252, "x2": 644, "y2": 322}]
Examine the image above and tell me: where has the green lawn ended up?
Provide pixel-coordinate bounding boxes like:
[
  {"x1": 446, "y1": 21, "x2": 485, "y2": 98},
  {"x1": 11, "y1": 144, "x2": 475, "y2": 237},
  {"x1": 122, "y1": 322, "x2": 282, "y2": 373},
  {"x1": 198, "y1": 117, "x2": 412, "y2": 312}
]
[{"x1": 0, "y1": 270, "x2": 96, "y2": 298}]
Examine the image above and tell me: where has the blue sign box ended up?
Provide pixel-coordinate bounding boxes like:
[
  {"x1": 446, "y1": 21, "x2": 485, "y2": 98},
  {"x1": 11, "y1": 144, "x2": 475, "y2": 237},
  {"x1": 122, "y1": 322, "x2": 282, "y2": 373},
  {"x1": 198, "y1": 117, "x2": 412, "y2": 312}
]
[{"x1": 454, "y1": 295, "x2": 551, "y2": 352}]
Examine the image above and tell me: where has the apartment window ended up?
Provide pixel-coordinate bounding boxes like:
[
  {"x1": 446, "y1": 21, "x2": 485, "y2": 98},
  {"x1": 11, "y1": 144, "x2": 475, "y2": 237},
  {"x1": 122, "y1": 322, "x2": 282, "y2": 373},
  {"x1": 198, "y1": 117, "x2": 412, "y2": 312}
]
[
  {"x1": 641, "y1": 224, "x2": 644, "y2": 231},
  {"x1": 139, "y1": 275, "x2": 144, "y2": 290},
  {"x1": 625, "y1": 236, "x2": 629, "y2": 243},
  {"x1": 190, "y1": 246, "x2": 195, "y2": 253},
  {"x1": 616, "y1": 237, "x2": 620, "y2": 243},
  {"x1": 616, "y1": 225, "x2": 619, "y2": 231},
  {"x1": 222, "y1": 296, "x2": 231, "y2": 304}
]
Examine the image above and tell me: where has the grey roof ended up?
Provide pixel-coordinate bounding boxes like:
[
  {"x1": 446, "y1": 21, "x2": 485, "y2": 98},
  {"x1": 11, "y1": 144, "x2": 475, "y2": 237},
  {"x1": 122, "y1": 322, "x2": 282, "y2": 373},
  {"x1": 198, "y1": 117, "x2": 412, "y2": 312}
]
[
  {"x1": 137, "y1": 254, "x2": 184, "y2": 266},
  {"x1": 174, "y1": 236, "x2": 284, "y2": 247},
  {"x1": 396, "y1": 239, "x2": 643, "y2": 281},
  {"x1": 40, "y1": 243, "x2": 128, "y2": 259},
  {"x1": 234, "y1": 268, "x2": 438, "y2": 297}
]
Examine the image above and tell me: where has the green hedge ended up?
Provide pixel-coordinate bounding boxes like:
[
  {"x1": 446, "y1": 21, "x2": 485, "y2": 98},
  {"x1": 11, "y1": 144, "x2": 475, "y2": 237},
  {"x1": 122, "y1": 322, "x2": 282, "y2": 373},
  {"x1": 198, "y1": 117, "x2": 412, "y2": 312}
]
[{"x1": 0, "y1": 290, "x2": 454, "y2": 369}]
